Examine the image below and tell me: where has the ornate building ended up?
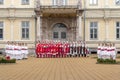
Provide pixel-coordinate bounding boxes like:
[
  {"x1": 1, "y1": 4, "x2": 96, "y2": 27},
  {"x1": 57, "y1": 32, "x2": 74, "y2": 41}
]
[
  {"x1": 34, "y1": 0, "x2": 120, "y2": 50},
  {"x1": 0, "y1": 0, "x2": 120, "y2": 51},
  {"x1": 35, "y1": 0, "x2": 83, "y2": 41}
]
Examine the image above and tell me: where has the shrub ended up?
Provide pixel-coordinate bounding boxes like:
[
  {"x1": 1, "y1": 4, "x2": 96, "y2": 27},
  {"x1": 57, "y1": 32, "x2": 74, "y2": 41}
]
[
  {"x1": 0, "y1": 57, "x2": 2, "y2": 60},
  {"x1": 97, "y1": 58, "x2": 116, "y2": 64},
  {"x1": 0, "y1": 58, "x2": 16, "y2": 63}
]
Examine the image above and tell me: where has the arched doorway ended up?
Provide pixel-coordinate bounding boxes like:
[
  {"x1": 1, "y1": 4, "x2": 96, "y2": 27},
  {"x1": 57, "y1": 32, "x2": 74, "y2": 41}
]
[{"x1": 52, "y1": 23, "x2": 67, "y2": 40}]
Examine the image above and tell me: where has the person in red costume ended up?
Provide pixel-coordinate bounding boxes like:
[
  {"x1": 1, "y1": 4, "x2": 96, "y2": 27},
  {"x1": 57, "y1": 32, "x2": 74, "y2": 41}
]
[{"x1": 36, "y1": 41, "x2": 39, "y2": 58}]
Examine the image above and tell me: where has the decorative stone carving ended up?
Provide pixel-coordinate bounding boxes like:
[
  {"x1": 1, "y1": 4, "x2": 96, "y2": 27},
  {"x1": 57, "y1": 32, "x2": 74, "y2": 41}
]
[
  {"x1": 41, "y1": 17, "x2": 77, "y2": 40},
  {"x1": 36, "y1": 0, "x2": 40, "y2": 8},
  {"x1": 78, "y1": 0, "x2": 82, "y2": 9}
]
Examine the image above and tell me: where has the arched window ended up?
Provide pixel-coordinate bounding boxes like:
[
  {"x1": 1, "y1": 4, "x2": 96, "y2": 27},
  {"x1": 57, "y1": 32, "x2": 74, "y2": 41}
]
[{"x1": 53, "y1": 23, "x2": 67, "y2": 40}]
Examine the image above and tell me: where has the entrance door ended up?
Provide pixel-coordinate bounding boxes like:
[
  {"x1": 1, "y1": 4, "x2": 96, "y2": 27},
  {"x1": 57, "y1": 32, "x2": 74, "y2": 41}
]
[{"x1": 53, "y1": 23, "x2": 67, "y2": 40}]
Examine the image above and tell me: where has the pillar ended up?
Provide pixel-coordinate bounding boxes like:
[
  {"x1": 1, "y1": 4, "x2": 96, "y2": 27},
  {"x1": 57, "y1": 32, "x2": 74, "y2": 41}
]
[
  {"x1": 77, "y1": 15, "x2": 82, "y2": 41},
  {"x1": 37, "y1": 16, "x2": 41, "y2": 40}
]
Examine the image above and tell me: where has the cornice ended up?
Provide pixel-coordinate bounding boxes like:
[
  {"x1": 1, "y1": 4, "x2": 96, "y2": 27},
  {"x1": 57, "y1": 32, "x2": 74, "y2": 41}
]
[
  {"x1": 0, "y1": 8, "x2": 35, "y2": 10},
  {"x1": 85, "y1": 8, "x2": 120, "y2": 11}
]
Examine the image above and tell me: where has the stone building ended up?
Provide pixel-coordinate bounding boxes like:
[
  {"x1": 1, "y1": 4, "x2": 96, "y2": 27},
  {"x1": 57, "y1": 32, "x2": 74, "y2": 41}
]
[
  {"x1": 35, "y1": 0, "x2": 120, "y2": 50},
  {"x1": 0, "y1": 0, "x2": 35, "y2": 48},
  {"x1": 0, "y1": 0, "x2": 120, "y2": 51},
  {"x1": 35, "y1": 0, "x2": 83, "y2": 41}
]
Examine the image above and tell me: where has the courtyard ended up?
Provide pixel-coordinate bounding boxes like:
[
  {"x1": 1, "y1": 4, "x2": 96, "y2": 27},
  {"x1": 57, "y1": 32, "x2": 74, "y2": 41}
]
[{"x1": 0, "y1": 55, "x2": 120, "y2": 80}]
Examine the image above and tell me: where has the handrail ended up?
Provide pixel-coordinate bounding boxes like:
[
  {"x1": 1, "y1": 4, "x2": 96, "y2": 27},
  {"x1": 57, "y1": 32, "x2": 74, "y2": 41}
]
[{"x1": 40, "y1": 5, "x2": 78, "y2": 9}]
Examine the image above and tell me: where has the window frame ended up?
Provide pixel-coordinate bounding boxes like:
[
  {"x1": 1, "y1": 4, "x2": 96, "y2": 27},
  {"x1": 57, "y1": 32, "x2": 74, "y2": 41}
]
[
  {"x1": 0, "y1": 0, "x2": 4, "y2": 5},
  {"x1": 21, "y1": 0, "x2": 29, "y2": 5},
  {"x1": 53, "y1": 32, "x2": 59, "y2": 39},
  {"x1": 53, "y1": 0, "x2": 67, "y2": 6},
  {"x1": 0, "y1": 21, "x2": 4, "y2": 40},
  {"x1": 115, "y1": 0, "x2": 120, "y2": 5},
  {"x1": 89, "y1": 0, "x2": 98, "y2": 6},
  {"x1": 116, "y1": 22, "x2": 120, "y2": 39},
  {"x1": 90, "y1": 22, "x2": 98, "y2": 40},
  {"x1": 21, "y1": 21, "x2": 30, "y2": 39},
  {"x1": 61, "y1": 32, "x2": 66, "y2": 39}
]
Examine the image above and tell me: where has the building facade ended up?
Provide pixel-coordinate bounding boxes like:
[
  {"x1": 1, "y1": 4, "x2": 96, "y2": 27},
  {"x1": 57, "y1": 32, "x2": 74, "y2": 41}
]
[
  {"x1": 0, "y1": 0, "x2": 120, "y2": 49},
  {"x1": 35, "y1": 0, "x2": 83, "y2": 41},
  {"x1": 0, "y1": 0, "x2": 35, "y2": 48}
]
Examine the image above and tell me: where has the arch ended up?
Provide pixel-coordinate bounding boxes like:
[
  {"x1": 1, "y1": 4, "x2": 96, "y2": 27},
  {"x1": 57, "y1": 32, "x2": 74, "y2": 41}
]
[
  {"x1": 52, "y1": 23, "x2": 68, "y2": 40},
  {"x1": 53, "y1": 23, "x2": 67, "y2": 29},
  {"x1": 51, "y1": 22, "x2": 69, "y2": 29}
]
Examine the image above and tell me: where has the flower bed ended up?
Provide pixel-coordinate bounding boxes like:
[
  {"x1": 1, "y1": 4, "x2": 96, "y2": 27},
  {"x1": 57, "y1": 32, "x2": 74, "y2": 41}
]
[
  {"x1": 97, "y1": 58, "x2": 116, "y2": 64},
  {"x1": 0, "y1": 57, "x2": 16, "y2": 63}
]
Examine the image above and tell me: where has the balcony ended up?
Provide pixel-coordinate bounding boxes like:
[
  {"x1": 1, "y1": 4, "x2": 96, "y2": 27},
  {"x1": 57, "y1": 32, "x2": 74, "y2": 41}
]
[
  {"x1": 40, "y1": 5, "x2": 78, "y2": 9},
  {"x1": 35, "y1": 5, "x2": 82, "y2": 14},
  {"x1": 34, "y1": 0, "x2": 83, "y2": 17}
]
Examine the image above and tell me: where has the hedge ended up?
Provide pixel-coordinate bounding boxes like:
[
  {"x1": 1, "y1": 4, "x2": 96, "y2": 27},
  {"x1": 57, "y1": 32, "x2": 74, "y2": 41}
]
[
  {"x1": 0, "y1": 57, "x2": 16, "y2": 63},
  {"x1": 97, "y1": 58, "x2": 116, "y2": 64}
]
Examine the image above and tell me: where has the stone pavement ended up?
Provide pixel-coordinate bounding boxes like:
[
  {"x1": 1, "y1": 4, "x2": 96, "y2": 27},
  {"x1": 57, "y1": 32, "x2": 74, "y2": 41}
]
[{"x1": 0, "y1": 55, "x2": 120, "y2": 80}]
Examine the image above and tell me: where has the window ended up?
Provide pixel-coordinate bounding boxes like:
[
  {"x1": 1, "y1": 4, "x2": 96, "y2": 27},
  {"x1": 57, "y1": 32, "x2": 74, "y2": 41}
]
[
  {"x1": 0, "y1": 0, "x2": 3, "y2": 5},
  {"x1": 90, "y1": 22, "x2": 98, "y2": 39},
  {"x1": 53, "y1": 0, "x2": 66, "y2": 6},
  {"x1": 53, "y1": 23, "x2": 67, "y2": 40},
  {"x1": 22, "y1": 0, "x2": 29, "y2": 5},
  {"x1": 89, "y1": 0, "x2": 98, "y2": 5},
  {"x1": 61, "y1": 32, "x2": 66, "y2": 39},
  {"x1": 116, "y1": 0, "x2": 120, "y2": 5},
  {"x1": 116, "y1": 22, "x2": 120, "y2": 39},
  {"x1": 53, "y1": 32, "x2": 58, "y2": 38},
  {"x1": 21, "y1": 21, "x2": 29, "y2": 39},
  {"x1": 0, "y1": 21, "x2": 3, "y2": 39}
]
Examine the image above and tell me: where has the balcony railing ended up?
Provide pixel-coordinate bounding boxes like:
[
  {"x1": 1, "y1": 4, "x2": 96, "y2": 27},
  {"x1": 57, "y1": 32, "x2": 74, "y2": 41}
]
[{"x1": 40, "y1": 5, "x2": 78, "y2": 9}]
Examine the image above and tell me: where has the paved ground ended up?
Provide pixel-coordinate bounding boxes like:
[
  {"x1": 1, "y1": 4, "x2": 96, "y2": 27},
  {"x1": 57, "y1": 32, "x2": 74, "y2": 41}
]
[{"x1": 0, "y1": 54, "x2": 120, "y2": 80}]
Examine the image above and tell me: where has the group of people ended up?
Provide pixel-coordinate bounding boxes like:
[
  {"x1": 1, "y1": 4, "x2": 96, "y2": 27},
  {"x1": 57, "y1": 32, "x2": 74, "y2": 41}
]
[
  {"x1": 35, "y1": 40, "x2": 90, "y2": 58},
  {"x1": 4, "y1": 40, "x2": 118, "y2": 60},
  {"x1": 5, "y1": 41, "x2": 28, "y2": 60},
  {"x1": 97, "y1": 42, "x2": 117, "y2": 60}
]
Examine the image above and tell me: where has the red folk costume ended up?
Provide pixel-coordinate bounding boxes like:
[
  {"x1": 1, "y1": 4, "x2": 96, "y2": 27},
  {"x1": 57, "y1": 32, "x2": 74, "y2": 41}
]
[
  {"x1": 64, "y1": 43, "x2": 67, "y2": 54},
  {"x1": 52, "y1": 43, "x2": 57, "y2": 55},
  {"x1": 85, "y1": 48, "x2": 89, "y2": 55},
  {"x1": 66, "y1": 43, "x2": 70, "y2": 54},
  {"x1": 39, "y1": 43, "x2": 43, "y2": 57},
  {"x1": 59, "y1": 42, "x2": 63, "y2": 57}
]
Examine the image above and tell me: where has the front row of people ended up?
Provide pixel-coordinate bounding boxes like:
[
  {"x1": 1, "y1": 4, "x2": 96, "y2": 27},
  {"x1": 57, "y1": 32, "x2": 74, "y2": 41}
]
[
  {"x1": 5, "y1": 41, "x2": 118, "y2": 59},
  {"x1": 5, "y1": 41, "x2": 28, "y2": 60},
  {"x1": 35, "y1": 40, "x2": 90, "y2": 58},
  {"x1": 97, "y1": 42, "x2": 117, "y2": 60}
]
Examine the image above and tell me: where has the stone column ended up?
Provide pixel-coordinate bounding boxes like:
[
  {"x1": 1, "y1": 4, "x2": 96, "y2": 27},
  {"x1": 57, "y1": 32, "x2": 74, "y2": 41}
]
[
  {"x1": 77, "y1": 14, "x2": 82, "y2": 41},
  {"x1": 45, "y1": 19, "x2": 48, "y2": 40},
  {"x1": 37, "y1": 16, "x2": 41, "y2": 40},
  {"x1": 78, "y1": 16, "x2": 82, "y2": 40},
  {"x1": 77, "y1": 0, "x2": 82, "y2": 41}
]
